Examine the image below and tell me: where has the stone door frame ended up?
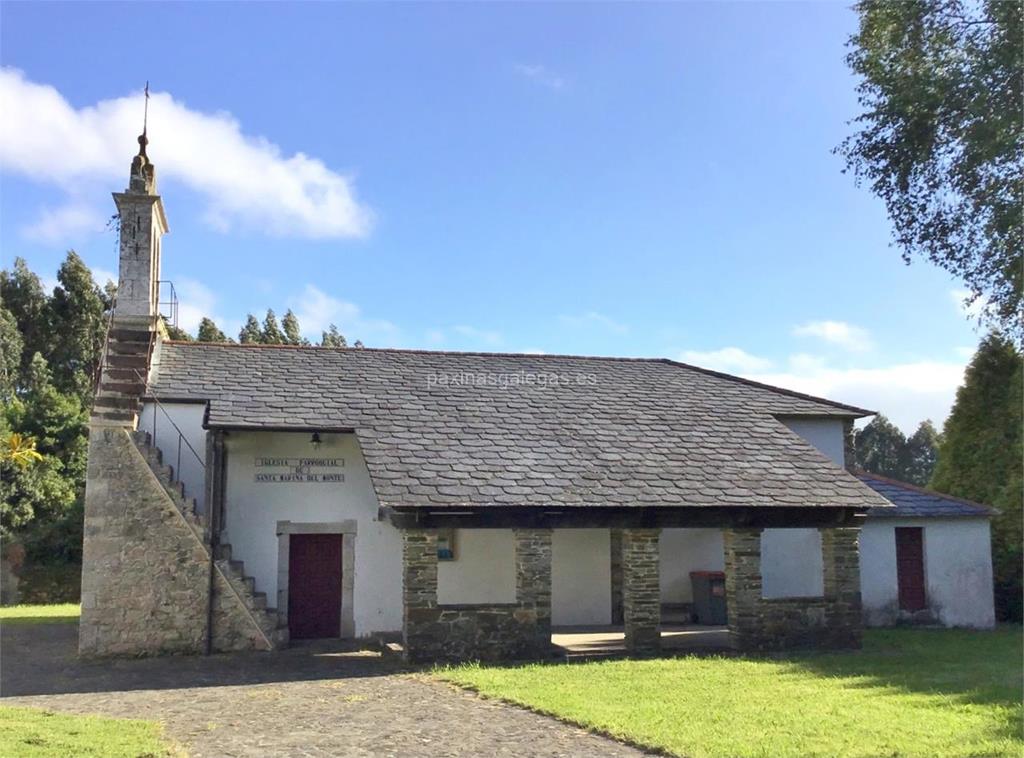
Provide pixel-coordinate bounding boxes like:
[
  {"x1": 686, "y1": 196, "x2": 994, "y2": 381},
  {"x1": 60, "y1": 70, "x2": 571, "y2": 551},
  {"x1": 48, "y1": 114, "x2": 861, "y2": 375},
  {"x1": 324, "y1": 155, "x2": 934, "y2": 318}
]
[{"x1": 277, "y1": 520, "x2": 356, "y2": 638}]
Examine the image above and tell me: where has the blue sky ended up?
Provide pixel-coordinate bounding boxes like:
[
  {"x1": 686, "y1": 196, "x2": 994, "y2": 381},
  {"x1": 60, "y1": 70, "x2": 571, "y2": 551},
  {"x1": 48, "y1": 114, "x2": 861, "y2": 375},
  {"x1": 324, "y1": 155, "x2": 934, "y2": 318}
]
[{"x1": 0, "y1": 2, "x2": 982, "y2": 431}]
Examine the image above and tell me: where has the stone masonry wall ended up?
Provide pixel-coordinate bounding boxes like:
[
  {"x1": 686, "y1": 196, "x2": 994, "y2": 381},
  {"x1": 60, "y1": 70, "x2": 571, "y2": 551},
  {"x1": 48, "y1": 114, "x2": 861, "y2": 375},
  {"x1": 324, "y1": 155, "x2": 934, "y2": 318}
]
[
  {"x1": 401, "y1": 528, "x2": 554, "y2": 662},
  {"x1": 723, "y1": 527, "x2": 863, "y2": 652},
  {"x1": 622, "y1": 528, "x2": 661, "y2": 654},
  {"x1": 80, "y1": 427, "x2": 210, "y2": 655},
  {"x1": 80, "y1": 427, "x2": 274, "y2": 656}
]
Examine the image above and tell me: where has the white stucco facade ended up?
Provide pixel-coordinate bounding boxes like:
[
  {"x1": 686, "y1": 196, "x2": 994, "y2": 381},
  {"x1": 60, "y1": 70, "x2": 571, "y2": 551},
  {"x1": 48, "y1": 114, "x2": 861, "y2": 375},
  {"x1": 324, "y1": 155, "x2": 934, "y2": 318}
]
[
  {"x1": 860, "y1": 517, "x2": 995, "y2": 628},
  {"x1": 138, "y1": 401, "x2": 207, "y2": 513},
  {"x1": 552, "y1": 529, "x2": 612, "y2": 625},
  {"x1": 761, "y1": 529, "x2": 825, "y2": 598},
  {"x1": 780, "y1": 418, "x2": 845, "y2": 466},
  {"x1": 438, "y1": 529, "x2": 515, "y2": 604},
  {"x1": 660, "y1": 528, "x2": 725, "y2": 603},
  {"x1": 220, "y1": 431, "x2": 403, "y2": 636},
  {"x1": 134, "y1": 409, "x2": 994, "y2": 637}
]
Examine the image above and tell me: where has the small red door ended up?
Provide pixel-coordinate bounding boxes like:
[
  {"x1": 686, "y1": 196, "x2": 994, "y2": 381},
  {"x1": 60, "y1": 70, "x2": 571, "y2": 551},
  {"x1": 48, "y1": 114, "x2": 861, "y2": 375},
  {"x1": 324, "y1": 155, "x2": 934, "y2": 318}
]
[
  {"x1": 895, "y1": 527, "x2": 927, "y2": 612},
  {"x1": 288, "y1": 533, "x2": 343, "y2": 639}
]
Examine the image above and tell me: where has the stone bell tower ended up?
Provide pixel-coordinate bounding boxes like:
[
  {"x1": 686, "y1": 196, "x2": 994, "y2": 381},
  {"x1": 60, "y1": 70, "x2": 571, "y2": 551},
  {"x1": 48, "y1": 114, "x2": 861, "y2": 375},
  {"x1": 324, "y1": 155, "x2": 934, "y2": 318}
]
[
  {"x1": 112, "y1": 128, "x2": 168, "y2": 321},
  {"x1": 89, "y1": 125, "x2": 169, "y2": 426}
]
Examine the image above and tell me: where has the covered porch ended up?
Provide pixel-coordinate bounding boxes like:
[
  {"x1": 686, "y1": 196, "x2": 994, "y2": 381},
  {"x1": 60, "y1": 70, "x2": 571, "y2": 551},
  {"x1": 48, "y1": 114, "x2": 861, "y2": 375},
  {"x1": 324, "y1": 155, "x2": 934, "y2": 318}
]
[{"x1": 389, "y1": 506, "x2": 866, "y2": 663}]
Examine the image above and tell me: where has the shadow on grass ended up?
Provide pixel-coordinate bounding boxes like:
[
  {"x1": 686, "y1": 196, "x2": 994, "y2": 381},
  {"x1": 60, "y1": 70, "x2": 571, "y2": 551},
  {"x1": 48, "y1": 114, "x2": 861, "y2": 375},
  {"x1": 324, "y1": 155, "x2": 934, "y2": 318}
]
[
  {"x1": 1, "y1": 614, "x2": 79, "y2": 625},
  {"x1": 787, "y1": 626, "x2": 1023, "y2": 710}
]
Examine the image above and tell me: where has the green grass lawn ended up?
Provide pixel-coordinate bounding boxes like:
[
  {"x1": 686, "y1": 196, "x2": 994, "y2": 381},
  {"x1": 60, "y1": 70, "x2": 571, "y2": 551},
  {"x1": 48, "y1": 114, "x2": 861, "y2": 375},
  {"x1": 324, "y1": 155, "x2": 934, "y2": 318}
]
[
  {"x1": 0, "y1": 707, "x2": 178, "y2": 758},
  {"x1": 0, "y1": 603, "x2": 80, "y2": 624},
  {"x1": 437, "y1": 627, "x2": 1023, "y2": 758}
]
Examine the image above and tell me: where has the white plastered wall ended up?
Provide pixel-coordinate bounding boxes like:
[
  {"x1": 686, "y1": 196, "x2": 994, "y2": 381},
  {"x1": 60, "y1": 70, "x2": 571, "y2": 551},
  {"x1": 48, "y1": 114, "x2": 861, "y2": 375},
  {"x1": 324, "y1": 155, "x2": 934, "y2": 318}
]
[
  {"x1": 552, "y1": 529, "x2": 612, "y2": 625},
  {"x1": 860, "y1": 517, "x2": 995, "y2": 628},
  {"x1": 437, "y1": 529, "x2": 515, "y2": 604},
  {"x1": 221, "y1": 431, "x2": 403, "y2": 636},
  {"x1": 660, "y1": 528, "x2": 725, "y2": 603},
  {"x1": 138, "y1": 402, "x2": 207, "y2": 513},
  {"x1": 780, "y1": 418, "x2": 845, "y2": 466}
]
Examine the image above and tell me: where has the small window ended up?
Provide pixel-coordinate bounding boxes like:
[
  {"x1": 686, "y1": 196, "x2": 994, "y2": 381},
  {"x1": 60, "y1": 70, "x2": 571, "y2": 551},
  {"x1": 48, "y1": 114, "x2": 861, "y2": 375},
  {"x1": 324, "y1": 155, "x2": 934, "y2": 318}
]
[{"x1": 437, "y1": 529, "x2": 457, "y2": 561}]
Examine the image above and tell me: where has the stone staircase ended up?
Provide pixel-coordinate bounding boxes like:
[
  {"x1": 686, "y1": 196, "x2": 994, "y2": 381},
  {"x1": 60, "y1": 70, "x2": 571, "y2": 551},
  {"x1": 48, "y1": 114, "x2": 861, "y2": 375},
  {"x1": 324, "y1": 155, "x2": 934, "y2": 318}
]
[
  {"x1": 92, "y1": 326, "x2": 156, "y2": 425},
  {"x1": 132, "y1": 431, "x2": 289, "y2": 649}
]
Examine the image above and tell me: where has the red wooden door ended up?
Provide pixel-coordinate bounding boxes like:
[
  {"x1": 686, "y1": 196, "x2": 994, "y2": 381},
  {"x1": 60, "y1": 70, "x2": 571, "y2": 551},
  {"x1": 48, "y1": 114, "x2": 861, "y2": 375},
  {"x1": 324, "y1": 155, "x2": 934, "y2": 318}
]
[
  {"x1": 288, "y1": 533, "x2": 343, "y2": 639},
  {"x1": 895, "y1": 527, "x2": 927, "y2": 612}
]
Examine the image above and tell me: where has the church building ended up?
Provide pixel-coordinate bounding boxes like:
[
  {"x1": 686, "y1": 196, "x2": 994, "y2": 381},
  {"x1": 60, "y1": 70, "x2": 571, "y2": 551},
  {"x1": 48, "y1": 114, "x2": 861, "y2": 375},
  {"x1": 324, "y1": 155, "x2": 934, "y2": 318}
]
[{"x1": 78, "y1": 134, "x2": 995, "y2": 661}]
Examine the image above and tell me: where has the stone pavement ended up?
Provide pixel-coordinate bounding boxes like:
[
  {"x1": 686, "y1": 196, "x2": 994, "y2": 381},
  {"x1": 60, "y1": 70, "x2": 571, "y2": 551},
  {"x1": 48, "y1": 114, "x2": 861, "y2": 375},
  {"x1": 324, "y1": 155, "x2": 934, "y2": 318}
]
[{"x1": 1, "y1": 623, "x2": 650, "y2": 757}]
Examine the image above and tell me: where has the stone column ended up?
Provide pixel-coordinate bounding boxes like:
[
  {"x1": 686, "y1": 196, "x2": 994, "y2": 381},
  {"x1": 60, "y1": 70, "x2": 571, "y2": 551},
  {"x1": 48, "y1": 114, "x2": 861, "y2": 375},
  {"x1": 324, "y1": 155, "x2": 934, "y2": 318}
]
[
  {"x1": 401, "y1": 529, "x2": 440, "y2": 662},
  {"x1": 622, "y1": 528, "x2": 661, "y2": 655},
  {"x1": 723, "y1": 527, "x2": 764, "y2": 651},
  {"x1": 610, "y1": 529, "x2": 624, "y2": 625},
  {"x1": 821, "y1": 526, "x2": 863, "y2": 648},
  {"x1": 514, "y1": 528, "x2": 553, "y2": 658}
]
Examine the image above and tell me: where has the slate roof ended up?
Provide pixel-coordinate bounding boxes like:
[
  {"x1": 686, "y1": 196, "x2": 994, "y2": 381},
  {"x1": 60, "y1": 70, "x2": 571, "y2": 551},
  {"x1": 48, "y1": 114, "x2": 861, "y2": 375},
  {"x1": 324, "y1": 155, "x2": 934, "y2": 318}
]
[
  {"x1": 148, "y1": 342, "x2": 892, "y2": 511},
  {"x1": 859, "y1": 472, "x2": 994, "y2": 519}
]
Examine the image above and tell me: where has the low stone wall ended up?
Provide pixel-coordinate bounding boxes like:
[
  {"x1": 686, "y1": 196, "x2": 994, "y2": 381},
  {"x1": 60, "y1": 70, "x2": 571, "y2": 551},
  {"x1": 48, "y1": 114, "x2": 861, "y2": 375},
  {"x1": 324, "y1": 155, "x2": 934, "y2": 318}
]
[
  {"x1": 402, "y1": 528, "x2": 554, "y2": 662},
  {"x1": 724, "y1": 526, "x2": 863, "y2": 652},
  {"x1": 406, "y1": 604, "x2": 553, "y2": 662}
]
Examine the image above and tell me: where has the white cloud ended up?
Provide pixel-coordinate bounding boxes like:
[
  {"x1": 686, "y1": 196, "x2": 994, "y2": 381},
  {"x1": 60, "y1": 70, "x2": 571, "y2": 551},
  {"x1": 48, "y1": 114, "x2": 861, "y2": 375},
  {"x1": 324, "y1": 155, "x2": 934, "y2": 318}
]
[
  {"x1": 949, "y1": 288, "x2": 989, "y2": 320},
  {"x1": 452, "y1": 325, "x2": 503, "y2": 346},
  {"x1": 679, "y1": 347, "x2": 773, "y2": 373},
  {"x1": 172, "y1": 277, "x2": 237, "y2": 337},
  {"x1": 513, "y1": 63, "x2": 566, "y2": 91},
  {"x1": 292, "y1": 284, "x2": 398, "y2": 344},
  {"x1": 22, "y1": 202, "x2": 107, "y2": 243},
  {"x1": 89, "y1": 265, "x2": 117, "y2": 287},
  {"x1": 746, "y1": 357, "x2": 966, "y2": 433},
  {"x1": 0, "y1": 68, "x2": 372, "y2": 240},
  {"x1": 559, "y1": 311, "x2": 628, "y2": 334},
  {"x1": 793, "y1": 320, "x2": 873, "y2": 352}
]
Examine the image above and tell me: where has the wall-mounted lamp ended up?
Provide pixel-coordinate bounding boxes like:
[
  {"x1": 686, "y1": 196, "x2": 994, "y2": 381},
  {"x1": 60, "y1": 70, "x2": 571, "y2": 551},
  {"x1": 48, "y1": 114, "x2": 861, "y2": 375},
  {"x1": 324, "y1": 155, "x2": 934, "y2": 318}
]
[{"x1": 310, "y1": 432, "x2": 322, "y2": 450}]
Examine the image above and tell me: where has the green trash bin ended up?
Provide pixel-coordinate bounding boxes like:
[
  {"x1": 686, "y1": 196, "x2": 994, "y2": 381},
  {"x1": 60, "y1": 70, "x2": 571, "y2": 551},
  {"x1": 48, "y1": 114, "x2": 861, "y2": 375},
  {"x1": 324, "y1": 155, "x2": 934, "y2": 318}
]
[{"x1": 689, "y1": 571, "x2": 727, "y2": 625}]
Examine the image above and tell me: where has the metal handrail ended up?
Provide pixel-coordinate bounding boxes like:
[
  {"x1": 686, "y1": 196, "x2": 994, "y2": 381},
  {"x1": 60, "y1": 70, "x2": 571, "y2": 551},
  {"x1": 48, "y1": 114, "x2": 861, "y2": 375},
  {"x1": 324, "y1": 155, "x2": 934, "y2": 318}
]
[
  {"x1": 92, "y1": 293, "x2": 118, "y2": 395},
  {"x1": 134, "y1": 368, "x2": 206, "y2": 476},
  {"x1": 157, "y1": 280, "x2": 179, "y2": 328}
]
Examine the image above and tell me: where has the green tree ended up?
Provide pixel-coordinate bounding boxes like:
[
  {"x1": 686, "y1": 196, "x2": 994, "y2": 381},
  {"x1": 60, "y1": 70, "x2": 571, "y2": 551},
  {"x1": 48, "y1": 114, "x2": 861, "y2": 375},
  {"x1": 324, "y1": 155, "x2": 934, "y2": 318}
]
[
  {"x1": 47, "y1": 251, "x2": 109, "y2": 400},
  {"x1": 320, "y1": 323, "x2": 347, "y2": 348},
  {"x1": 931, "y1": 334, "x2": 1023, "y2": 620},
  {"x1": 197, "y1": 317, "x2": 228, "y2": 343},
  {"x1": 261, "y1": 309, "x2": 284, "y2": 345},
  {"x1": 0, "y1": 306, "x2": 23, "y2": 403},
  {"x1": 854, "y1": 414, "x2": 908, "y2": 478},
  {"x1": 163, "y1": 321, "x2": 192, "y2": 341},
  {"x1": 0, "y1": 257, "x2": 50, "y2": 380},
  {"x1": 839, "y1": 0, "x2": 1023, "y2": 340},
  {"x1": 902, "y1": 419, "x2": 941, "y2": 485},
  {"x1": 238, "y1": 314, "x2": 262, "y2": 344},
  {"x1": 281, "y1": 309, "x2": 307, "y2": 346},
  {"x1": 1, "y1": 353, "x2": 85, "y2": 558}
]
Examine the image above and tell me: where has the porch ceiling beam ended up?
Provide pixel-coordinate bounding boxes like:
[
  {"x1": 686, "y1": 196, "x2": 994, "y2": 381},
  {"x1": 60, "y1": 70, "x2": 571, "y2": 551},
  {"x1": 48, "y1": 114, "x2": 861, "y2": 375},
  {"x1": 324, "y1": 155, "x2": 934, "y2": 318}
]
[{"x1": 385, "y1": 506, "x2": 867, "y2": 530}]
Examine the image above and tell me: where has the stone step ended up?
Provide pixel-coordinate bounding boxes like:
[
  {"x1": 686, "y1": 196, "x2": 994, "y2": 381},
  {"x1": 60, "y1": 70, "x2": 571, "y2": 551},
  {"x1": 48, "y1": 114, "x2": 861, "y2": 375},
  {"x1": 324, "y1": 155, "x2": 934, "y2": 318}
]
[
  {"x1": 100, "y1": 381, "x2": 147, "y2": 396},
  {"x1": 107, "y1": 339, "x2": 151, "y2": 354},
  {"x1": 90, "y1": 409, "x2": 136, "y2": 424},
  {"x1": 109, "y1": 327, "x2": 156, "y2": 343},
  {"x1": 251, "y1": 592, "x2": 268, "y2": 610},
  {"x1": 213, "y1": 543, "x2": 233, "y2": 560},
  {"x1": 105, "y1": 354, "x2": 148, "y2": 369},
  {"x1": 104, "y1": 368, "x2": 146, "y2": 384},
  {"x1": 93, "y1": 394, "x2": 141, "y2": 411}
]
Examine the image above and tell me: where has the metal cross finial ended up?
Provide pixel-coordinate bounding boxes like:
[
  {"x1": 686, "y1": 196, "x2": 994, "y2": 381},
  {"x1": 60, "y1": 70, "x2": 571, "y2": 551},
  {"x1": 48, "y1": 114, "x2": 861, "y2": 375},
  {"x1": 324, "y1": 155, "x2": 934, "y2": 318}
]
[{"x1": 137, "y1": 81, "x2": 150, "y2": 157}]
